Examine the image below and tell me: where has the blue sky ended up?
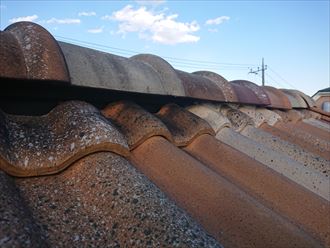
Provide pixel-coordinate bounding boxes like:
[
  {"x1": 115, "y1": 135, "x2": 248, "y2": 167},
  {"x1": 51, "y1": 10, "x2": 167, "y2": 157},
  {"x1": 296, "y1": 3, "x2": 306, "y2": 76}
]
[{"x1": 1, "y1": 0, "x2": 329, "y2": 96}]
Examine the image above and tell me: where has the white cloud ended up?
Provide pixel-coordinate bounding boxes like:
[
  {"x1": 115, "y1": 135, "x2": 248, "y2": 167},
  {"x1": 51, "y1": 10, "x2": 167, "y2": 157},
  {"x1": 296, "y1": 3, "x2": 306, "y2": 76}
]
[
  {"x1": 78, "y1": 11, "x2": 96, "y2": 17},
  {"x1": 9, "y1": 14, "x2": 38, "y2": 23},
  {"x1": 208, "y1": 28, "x2": 218, "y2": 33},
  {"x1": 135, "y1": 0, "x2": 166, "y2": 5},
  {"x1": 87, "y1": 26, "x2": 104, "y2": 33},
  {"x1": 101, "y1": 15, "x2": 112, "y2": 21},
  {"x1": 109, "y1": 5, "x2": 200, "y2": 45},
  {"x1": 205, "y1": 16, "x2": 230, "y2": 25},
  {"x1": 46, "y1": 18, "x2": 81, "y2": 24}
]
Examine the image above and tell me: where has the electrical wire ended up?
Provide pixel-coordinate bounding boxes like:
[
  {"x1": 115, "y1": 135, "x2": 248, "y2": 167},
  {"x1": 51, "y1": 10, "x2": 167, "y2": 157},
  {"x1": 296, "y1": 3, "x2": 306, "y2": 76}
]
[
  {"x1": 268, "y1": 66, "x2": 297, "y2": 89},
  {"x1": 55, "y1": 35, "x2": 258, "y2": 70}
]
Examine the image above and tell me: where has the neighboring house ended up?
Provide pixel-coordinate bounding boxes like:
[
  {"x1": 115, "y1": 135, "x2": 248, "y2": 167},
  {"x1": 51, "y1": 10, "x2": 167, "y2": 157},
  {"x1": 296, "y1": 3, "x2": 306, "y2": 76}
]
[
  {"x1": 1, "y1": 22, "x2": 330, "y2": 248},
  {"x1": 313, "y1": 87, "x2": 330, "y2": 112}
]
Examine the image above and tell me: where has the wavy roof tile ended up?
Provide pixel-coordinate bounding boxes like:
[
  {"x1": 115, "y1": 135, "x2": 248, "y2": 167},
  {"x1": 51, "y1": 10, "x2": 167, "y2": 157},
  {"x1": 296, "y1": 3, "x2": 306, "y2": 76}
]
[
  {"x1": 1, "y1": 21, "x2": 330, "y2": 247},
  {"x1": 0, "y1": 101, "x2": 129, "y2": 177}
]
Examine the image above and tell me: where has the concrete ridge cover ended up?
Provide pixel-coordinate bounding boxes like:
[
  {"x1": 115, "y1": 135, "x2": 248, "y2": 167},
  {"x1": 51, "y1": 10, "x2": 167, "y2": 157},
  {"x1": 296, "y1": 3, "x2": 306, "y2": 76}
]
[
  {"x1": 59, "y1": 41, "x2": 167, "y2": 94},
  {"x1": 102, "y1": 101, "x2": 173, "y2": 150},
  {"x1": 0, "y1": 101, "x2": 129, "y2": 177},
  {"x1": 0, "y1": 31, "x2": 27, "y2": 79},
  {"x1": 3, "y1": 22, "x2": 69, "y2": 81},
  {"x1": 130, "y1": 54, "x2": 186, "y2": 96},
  {"x1": 280, "y1": 89, "x2": 308, "y2": 108},
  {"x1": 261, "y1": 86, "x2": 292, "y2": 110},
  {"x1": 192, "y1": 71, "x2": 238, "y2": 102},
  {"x1": 231, "y1": 80, "x2": 270, "y2": 105},
  {"x1": 175, "y1": 70, "x2": 226, "y2": 101},
  {"x1": 156, "y1": 103, "x2": 215, "y2": 146}
]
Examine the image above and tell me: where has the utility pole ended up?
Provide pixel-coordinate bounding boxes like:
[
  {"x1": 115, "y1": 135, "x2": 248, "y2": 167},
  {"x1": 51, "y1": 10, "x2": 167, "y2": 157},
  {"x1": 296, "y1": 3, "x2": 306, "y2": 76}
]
[{"x1": 249, "y1": 58, "x2": 267, "y2": 86}]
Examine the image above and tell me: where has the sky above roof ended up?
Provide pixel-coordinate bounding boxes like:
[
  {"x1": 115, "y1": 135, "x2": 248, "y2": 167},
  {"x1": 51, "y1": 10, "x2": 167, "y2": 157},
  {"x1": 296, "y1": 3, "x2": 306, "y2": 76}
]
[{"x1": 1, "y1": 0, "x2": 329, "y2": 96}]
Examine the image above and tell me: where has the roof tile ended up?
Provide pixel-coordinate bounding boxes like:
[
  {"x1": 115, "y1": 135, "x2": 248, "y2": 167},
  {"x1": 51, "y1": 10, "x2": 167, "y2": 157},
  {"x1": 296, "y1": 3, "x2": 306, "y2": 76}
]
[
  {"x1": 231, "y1": 80, "x2": 270, "y2": 105},
  {"x1": 102, "y1": 101, "x2": 173, "y2": 149},
  {"x1": 12, "y1": 152, "x2": 220, "y2": 247},
  {"x1": 156, "y1": 103, "x2": 215, "y2": 146},
  {"x1": 0, "y1": 101, "x2": 129, "y2": 177},
  {"x1": 4, "y1": 22, "x2": 69, "y2": 82},
  {"x1": 262, "y1": 86, "x2": 292, "y2": 109},
  {"x1": 131, "y1": 136, "x2": 322, "y2": 248},
  {"x1": 184, "y1": 134, "x2": 330, "y2": 246},
  {"x1": 192, "y1": 71, "x2": 238, "y2": 101}
]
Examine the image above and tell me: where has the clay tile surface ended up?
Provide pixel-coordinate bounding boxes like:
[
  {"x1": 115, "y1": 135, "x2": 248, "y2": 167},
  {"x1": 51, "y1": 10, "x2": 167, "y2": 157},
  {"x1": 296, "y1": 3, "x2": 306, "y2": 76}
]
[
  {"x1": 280, "y1": 89, "x2": 309, "y2": 108},
  {"x1": 175, "y1": 70, "x2": 226, "y2": 101},
  {"x1": 0, "y1": 101, "x2": 129, "y2": 177},
  {"x1": 192, "y1": 71, "x2": 238, "y2": 102},
  {"x1": 288, "y1": 89, "x2": 317, "y2": 108},
  {"x1": 2, "y1": 21, "x2": 330, "y2": 248},
  {"x1": 0, "y1": 31, "x2": 27, "y2": 78},
  {"x1": 262, "y1": 86, "x2": 292, "y2": 109},
  {"x1": 102, "y1": 101, "x2": 173, "y2": 149},
  {"x1": 186, "y1": 104, "x2": 232, "y2": 133},
  {"x1": 59, "y1": 42, "x2": 167, "y2": 94},
  {"x1": 2, "y1": 22, "x2": 69, "y2": 82},
  {"x1": 3, "y1": 153, "x2": 220, "y2": 247},
  {"x1": 156, "y1": 104, "x2": 215, "y2": 146},
  {"x1": 130, "y1": 54, "x2": 186, "y2": 96},
  {"x1": 273, "y1": 109, "x2": 302, "y2": 123},
  {"x1": 221, "y1": 106, "x2": 254, "y2": 131},
  {"x1": 230, "y1": 80, "x2": 270, "y2": 105}
]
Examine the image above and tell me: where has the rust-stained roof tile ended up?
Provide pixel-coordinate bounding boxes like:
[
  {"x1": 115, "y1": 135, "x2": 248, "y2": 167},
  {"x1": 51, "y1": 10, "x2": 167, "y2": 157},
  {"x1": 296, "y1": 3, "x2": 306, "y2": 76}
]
[
  {"x1": 273, "y1": 109, "x2": 303, "y2": 123},
  {"x1": 102, "y1": 101, "x2": 173, "y2": 149},
  {"x1": 184, "y1": 134, "x2": 330, "y2": 246},
  {"x1": 3, "y1": 22, "x2": 70, "y2": 82},
  {"x1": 215, "y1": 126, "x2": 330, "y2": 201},
  {"x1": 241, "y1": 125, "x2": 330, "y2": 178},
  {"x1": 0, "y1": 31, "x2": 27, "y2": 79},
  {"x1": 10, "y1": 152, "x2": 220, "y2": 247},
  {"x1": 175, "y1": 70, "x2": 226, "y2": 101},
  {"x1": 230, "y1": 80, "x2": 270, "y2": 105},
  {"x1": 0, "y1": 101, "x2": 129, "y2": 177},
  {"x1": 274, "y1": 122, "x2": 330, "y2": 156},
  {"x1": 262, "y1": 86, "x2": 292, "y2": 109},
  {"x1": 260, "y1": 123, "x2": 330, "y2": 160},
  {"x1": 0, "y1": 171, "x2": 47, "y2": 246},
  {"x1": 130, "y1": 136, "x2": 322, "y2": 248},
  {"x1": 156, "y1": 103, "x2": 215, "y2": 146},
  {"x1": 192, "y1": 71, "x2": 238, "y2": 102}
]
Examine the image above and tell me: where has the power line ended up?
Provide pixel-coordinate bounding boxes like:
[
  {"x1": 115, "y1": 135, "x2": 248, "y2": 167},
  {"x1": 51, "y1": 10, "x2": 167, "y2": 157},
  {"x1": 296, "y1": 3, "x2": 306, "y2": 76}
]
[
  {"x1": 265, "y1": 72, "x2": 286, "y2": 88},
  {"x1": 55, "y1": 35, "x2": 258, "y2": 69},
  {"x1": 268, "y1": 66, "x2": 297, "y2": 89}
]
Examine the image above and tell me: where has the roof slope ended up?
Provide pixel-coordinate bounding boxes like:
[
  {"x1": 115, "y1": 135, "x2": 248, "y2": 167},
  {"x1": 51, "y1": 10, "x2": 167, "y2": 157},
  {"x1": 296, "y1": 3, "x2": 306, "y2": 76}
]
[{"x1": 1, "y1": 21, "x2": 330, "y2": 248}]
